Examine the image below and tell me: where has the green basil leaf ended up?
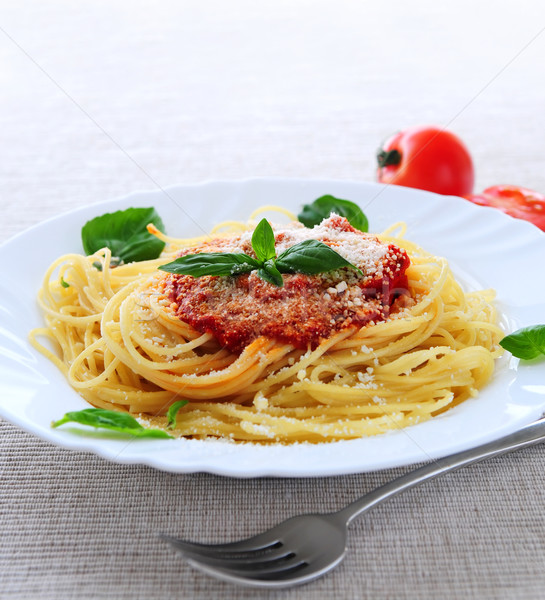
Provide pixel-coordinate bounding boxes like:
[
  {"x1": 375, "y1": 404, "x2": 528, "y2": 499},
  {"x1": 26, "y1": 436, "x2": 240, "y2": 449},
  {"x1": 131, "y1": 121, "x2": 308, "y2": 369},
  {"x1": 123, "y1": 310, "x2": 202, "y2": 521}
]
[
  {"x1": 167, "y1": 400, "x2": 189, "y2": 429},
  {"x1": 82, "y1": 207, "x2": 166, "y2": 263},
  {"x1": 251, "y1": 218, "x2": 277, "y2": 262},
  {"x1": 60, "y1": 276, "x2": 70, "y2": 288},
  {"x1": 257, "y1": 259, "x2": 284, "y2": 287},
  {"x1": 500, "y1": 325, "x2": 545, "y2": 360},
  {"x1": 276, "y1": 239, "x2": 362, "y2": 275},
  {"x1": 298, "y1": 195, "x2": 369, "y2": 232},
  {"x1": 159, "y1": 252, "x2": 260, "y2": 277},
  {"x1": 51, "y1": 408, "x2": 173, "y2": 439}
]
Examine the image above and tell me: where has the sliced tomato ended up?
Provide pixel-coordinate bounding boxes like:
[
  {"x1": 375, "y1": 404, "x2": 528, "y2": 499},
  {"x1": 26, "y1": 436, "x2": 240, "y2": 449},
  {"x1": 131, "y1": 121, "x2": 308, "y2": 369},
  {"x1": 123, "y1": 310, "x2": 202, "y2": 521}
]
[{"x1": 464, "y1": 185, "x2": 545, "y2": 232}]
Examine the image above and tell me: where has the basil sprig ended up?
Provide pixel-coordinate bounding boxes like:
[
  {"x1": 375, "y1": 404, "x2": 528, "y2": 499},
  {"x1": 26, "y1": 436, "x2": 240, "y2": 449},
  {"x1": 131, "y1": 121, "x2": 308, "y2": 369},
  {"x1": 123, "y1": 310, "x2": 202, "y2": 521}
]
[
  {"x1": 298, "y1": 195, "x2": 369, "y2": 232},
  {"x1": 52, "y1": 408, "x2": 173, "y2": 439},
  {"x1": 251, "y1": 217, "x2": 277, "y2": 261},
  {"x1": 251, "y1": 219, "x2": 284, "y2": 285},
  {"x1": 82, "y1": 207, "x2": 166, "y2": 264},
  {"x1": 275, "y1": 239, "x2": 359, "y2": 274},
  {"x1": 167, "y1": 400, "x2": 189, "y2": 429},
  {"x1": 160, "y1": 252, "x2": 260, "y2": 277},
  {"x1": 159, "y1": 218, "x2": 361, "y2": 287},
  {"x1": 500, "y1": 325, "x2": 545, "y2": 360}
]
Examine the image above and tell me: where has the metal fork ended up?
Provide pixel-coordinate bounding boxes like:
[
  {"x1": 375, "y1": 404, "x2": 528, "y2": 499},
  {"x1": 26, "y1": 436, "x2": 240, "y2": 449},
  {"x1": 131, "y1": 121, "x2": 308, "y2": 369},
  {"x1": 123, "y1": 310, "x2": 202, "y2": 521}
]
[{"x1": 161, "y1": 416, "x2": 545, "y2": 588}]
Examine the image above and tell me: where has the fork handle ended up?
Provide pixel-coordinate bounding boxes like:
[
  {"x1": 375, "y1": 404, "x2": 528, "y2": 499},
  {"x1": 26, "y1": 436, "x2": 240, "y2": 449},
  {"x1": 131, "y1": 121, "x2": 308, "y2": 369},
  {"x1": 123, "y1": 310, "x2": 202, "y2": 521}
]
[{"x1": 336, "y1": 417, "x2": 545, "y2": 526}]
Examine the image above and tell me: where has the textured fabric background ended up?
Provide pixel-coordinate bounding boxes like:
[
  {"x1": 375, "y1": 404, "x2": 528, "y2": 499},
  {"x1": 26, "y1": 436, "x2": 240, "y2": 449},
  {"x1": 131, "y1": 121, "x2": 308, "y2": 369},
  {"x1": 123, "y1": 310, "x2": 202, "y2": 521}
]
[{"x1": 1, "y1": 1, "x2": 545, "y2": 598}]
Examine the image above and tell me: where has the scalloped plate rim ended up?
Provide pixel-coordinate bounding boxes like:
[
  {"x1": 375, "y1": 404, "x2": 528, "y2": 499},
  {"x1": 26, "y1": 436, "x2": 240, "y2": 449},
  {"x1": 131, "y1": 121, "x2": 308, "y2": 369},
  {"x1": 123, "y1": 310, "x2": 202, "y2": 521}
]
[{"x1": 1, "y1": 177, "x2": 544, "y2": 477}]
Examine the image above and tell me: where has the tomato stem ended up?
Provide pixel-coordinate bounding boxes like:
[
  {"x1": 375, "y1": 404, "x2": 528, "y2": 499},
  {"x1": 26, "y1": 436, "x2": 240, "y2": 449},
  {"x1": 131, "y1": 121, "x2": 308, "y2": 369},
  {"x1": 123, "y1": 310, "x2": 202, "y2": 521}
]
[{"x1": 377, "y1": 149, "x2": 402, "y2": 168}]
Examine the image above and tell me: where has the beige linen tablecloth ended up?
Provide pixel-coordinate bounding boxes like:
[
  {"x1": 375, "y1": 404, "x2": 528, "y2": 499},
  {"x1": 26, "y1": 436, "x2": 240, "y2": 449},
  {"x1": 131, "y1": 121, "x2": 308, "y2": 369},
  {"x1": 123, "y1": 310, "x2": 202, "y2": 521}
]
[{"x1": 2, "y1": 1, "x2": 545, "y2": 598}]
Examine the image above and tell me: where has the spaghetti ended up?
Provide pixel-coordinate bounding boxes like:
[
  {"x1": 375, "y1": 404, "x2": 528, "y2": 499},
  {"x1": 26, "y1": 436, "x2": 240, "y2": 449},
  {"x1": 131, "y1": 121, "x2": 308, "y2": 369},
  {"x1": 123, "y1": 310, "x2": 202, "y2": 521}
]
[{"x1": 30, "y1": 208, "x2": 503, "y2": 442}]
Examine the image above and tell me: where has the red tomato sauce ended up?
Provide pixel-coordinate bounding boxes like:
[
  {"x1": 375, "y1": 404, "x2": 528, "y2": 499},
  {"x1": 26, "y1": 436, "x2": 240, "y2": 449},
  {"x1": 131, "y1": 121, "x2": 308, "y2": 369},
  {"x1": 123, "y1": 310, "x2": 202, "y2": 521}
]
[{"x1": 158, "y1": 219, "x2": 410, "y2": 354}]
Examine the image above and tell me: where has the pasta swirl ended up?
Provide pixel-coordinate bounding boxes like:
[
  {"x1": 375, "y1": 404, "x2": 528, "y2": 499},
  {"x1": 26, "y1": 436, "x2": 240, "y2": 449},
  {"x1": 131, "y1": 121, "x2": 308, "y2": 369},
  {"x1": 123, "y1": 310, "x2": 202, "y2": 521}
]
[{"x1": 30, "y1": 211, "x2": 503, "y2": 443}]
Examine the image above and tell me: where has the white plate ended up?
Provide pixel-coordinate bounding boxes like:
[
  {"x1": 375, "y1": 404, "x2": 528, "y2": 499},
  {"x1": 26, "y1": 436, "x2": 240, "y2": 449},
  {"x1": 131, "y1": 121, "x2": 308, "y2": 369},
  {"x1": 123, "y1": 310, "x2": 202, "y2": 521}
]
[{"x1": 1, "y1": 178, "x2": 545, "y2": 477}]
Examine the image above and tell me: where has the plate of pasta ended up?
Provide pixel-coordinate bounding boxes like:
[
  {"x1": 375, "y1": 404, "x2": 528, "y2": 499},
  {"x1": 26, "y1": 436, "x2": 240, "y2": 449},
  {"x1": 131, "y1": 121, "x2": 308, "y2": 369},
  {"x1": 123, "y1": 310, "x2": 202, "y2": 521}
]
[{"x1": 1, "y1": 178, "x2": 545, "y2": 477}]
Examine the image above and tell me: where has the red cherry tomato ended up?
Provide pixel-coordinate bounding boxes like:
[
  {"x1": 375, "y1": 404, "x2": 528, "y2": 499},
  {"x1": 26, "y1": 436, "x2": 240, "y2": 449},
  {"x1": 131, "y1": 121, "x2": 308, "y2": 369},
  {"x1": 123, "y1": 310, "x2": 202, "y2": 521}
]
[
  {"x1": 376, "y1": 126, "x2": 475, "y2": 196},
  {"x1": 464, "y1": 185, "x2": 545, "y2": 232}
]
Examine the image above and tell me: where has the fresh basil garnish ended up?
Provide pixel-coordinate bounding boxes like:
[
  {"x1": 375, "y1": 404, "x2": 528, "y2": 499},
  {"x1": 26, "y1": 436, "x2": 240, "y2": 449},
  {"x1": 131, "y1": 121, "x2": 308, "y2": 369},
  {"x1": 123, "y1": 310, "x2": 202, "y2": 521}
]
[
  {"x1": 60, "y1": 276, "x2": 70, "y2": 288},
  {"x1": 258, "y1": 259, "x2": 284, "y2": 287},
  {"x1": 251, "y1": 218, "x2": 277, "y2": 262},
  {"x1": 500, "y1": 325, "x2": 545, "y2": 360},
  {"x1": 298, "y1": 195, "x2": 369, "y2": 232},
  {"x1": 167, "y1": 400, "x2": 189, "y2": 429},
  {"x1": 160, "y1": 252, "x2": 260, "y2": 277},
  {"x1": 52, "y1": 408, "x2": 173, "y2": 439},
  {"x1": 276, "y1": 239, "x2": 362, "y2": 275},
  {"x1": 82, "y1": 207, "x2": 166, "y2": 264},
  {"x1": 159, "y1": 218, "x2": 361, "y2": 287}
]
